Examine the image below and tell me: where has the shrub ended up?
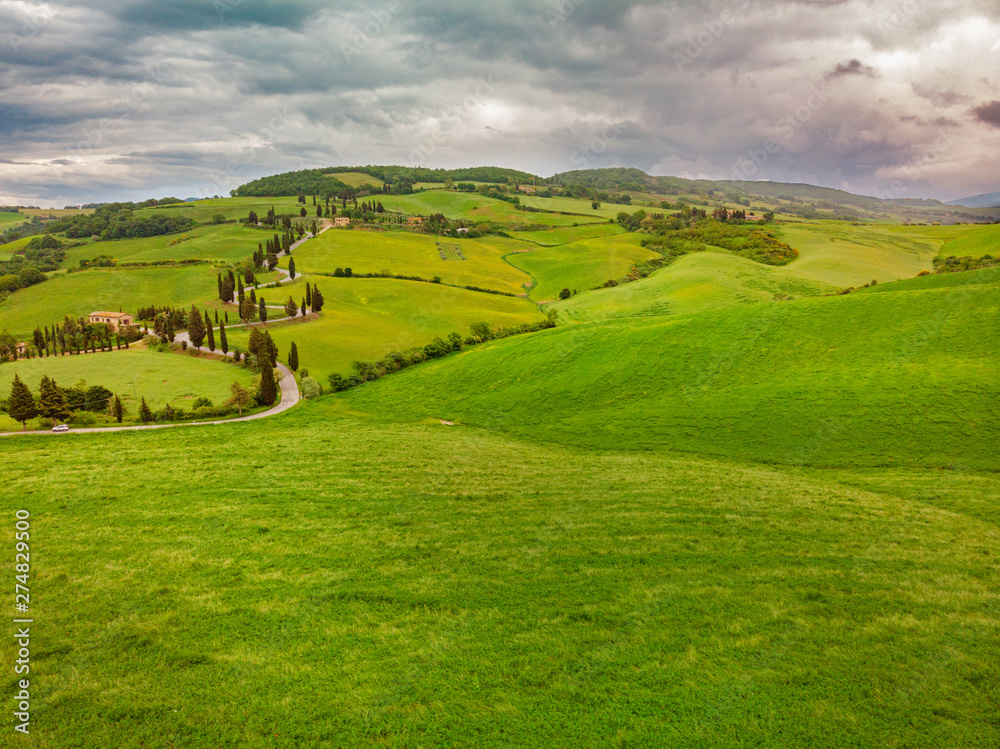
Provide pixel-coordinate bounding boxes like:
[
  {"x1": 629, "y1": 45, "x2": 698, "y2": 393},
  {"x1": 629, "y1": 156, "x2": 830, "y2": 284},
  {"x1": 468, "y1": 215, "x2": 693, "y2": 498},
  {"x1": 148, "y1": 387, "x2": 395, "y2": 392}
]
[{"x1": 300, "y1": 377, "x2": 322, "y2": 399}]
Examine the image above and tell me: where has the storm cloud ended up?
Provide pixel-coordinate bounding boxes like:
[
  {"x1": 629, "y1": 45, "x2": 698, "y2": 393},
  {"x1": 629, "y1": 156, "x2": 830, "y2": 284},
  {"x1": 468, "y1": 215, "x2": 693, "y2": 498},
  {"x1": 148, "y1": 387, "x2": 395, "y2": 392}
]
[{"x1": 0, "y1": 0, "x2": 998, "y2": 204}]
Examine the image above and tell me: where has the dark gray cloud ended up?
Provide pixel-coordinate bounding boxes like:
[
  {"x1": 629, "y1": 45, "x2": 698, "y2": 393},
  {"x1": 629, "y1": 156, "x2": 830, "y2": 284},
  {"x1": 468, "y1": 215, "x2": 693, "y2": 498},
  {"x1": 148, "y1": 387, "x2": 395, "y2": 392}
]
[
  {"x1": 972, "y1": 100, "x2": 1000, "y2": 128},
  {"x1": 826, "y1": 59, "x2": 879, "y2": 79},
  {"x1": 0, "y1": 0, "x2": 998, "y2": 205}
]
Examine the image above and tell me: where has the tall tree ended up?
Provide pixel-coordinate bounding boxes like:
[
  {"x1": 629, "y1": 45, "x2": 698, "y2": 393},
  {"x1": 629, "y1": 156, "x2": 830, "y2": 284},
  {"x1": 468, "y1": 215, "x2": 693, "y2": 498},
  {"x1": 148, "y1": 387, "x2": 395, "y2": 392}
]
[
  {"x1": 219, "y1": 320, "x2": 229, "y2": 354},
  {"x1": 38, "y1": 375, "x2": 72, "y2": 427},
  {"x1": 285, "y1": 297, "x2": 298, "y2": 317},
  {"x1": 306, "y1": 284, "x2": 312, "y2": 308},
  {"x1": 312, "y1": 284, "x2": 325, "y2": 312},
  {"x1": 188, "y1": 305, "x2": 206, "y2": 348},
  {"x1": 138, "y1": 397, "x2": 154, "y2": 423},
  {"x1": 165, "y1": 315, "x2": 175, "y2": 343},
  {"x1": 8, "y1": 375, "x2": 38, "y2": 431},
  {"x1": 288, "y1": 257, "x2": 296, "y2": 280},
  {"x1": 288, "y1": 341, "x2": 299, "y2": 372},
  {"x1": 301, "y1": 297, "x2": 307, "y2": 316},
  {"x1": 112, "y1": 395, "x2": 124, "y2": 423},
  {"x1": 258, "y1": 361, "x2": 277, "y2": 407},
  {"x1": 206, "y1": 313, "x2": 216, "y2": 351},
  {"x1": 259, "y1": 298, "x2": 268, "y2": 323}
]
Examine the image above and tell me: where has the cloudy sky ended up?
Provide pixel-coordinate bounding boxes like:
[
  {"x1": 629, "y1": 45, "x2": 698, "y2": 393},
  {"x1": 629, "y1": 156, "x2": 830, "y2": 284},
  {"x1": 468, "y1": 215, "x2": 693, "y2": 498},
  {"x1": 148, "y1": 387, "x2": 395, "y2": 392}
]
[{"x1": 1, "y1": 0, "x2": 998, "y2": 205}]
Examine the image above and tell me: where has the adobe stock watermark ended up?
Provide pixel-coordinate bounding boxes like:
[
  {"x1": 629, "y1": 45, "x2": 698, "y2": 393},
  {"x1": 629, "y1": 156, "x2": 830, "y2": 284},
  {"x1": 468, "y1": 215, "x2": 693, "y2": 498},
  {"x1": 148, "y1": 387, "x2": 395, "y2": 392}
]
[
  {"x1": 729, "y1": 80, "x2": 832, "y2": 181},
  {"x1": 196, "y1": 106, "x2": 296, "y2": 199},
  {"x1": 341, "y1": 1, "x2": 402, "y2": 64},
  {"x1": 54, "y1": 61, "x2": 171, "y2": 168},
  {"x1": 5, "y1": 0, "x2": 67, "y2": 52},
  {"x1": 406, "y1": 75, "x2": 499, "y2": 168},
  {"x1": 569, "y1": 122, "x2": 624, "y2": 170},
  {"x1": 673, "y1": 0, "x2": 752, "y2": 72},
  {"x1": 546, "y1": 0, "x2": 588, "y2": 29},
  {"x1": 876, "y1": 0, "x2": 919, "y2": 36},
  {"x1": 872, "y1": 125, "x2": 955, "y2": 202}
]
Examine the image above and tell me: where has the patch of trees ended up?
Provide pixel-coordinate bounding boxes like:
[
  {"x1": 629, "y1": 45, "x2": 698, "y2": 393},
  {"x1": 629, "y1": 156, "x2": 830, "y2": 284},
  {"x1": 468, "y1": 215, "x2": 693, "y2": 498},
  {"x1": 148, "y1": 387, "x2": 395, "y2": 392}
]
[
  {"x1": 1, "y1": 316, "x2": 142, "y2": 361},
  {"x1": 46, "y1": 202, "x2": 195, "y2": 240},
  {"x1": 0, "y1": 216, "x2": 47, "y2": 246},
  {"x1": 932, "y1": 254, "x2": 999, "y2": 273},
  {"x1": 0, "y1": 374, "x2": 128, "y2": 430},
  {"x1": 327, "y1": 315, "x2": 557, "y2": 392},
  {"x1": 0, "y1": 237, "x2": 66, "y2": 292}
]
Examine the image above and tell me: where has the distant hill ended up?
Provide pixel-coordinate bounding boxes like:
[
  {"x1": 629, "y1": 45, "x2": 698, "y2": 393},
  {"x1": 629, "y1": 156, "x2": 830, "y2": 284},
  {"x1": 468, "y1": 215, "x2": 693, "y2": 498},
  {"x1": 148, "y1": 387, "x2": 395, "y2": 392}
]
[{"x1": 948, "y1": 192, "x2": 1000, "y2": 208}]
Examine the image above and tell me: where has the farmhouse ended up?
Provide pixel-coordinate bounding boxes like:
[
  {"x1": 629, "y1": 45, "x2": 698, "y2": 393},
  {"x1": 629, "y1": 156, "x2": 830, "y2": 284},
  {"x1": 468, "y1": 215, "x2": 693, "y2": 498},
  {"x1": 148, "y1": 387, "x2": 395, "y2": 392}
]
[
  {"x1": 456, "y1": 227, "x2": 470, "y2": 235},
  {"x1": 407, "y1": 216, "x2": 425, "y2": 226},
  {"x1": 88, "y1": 311, "x2": 134, "y2": 330},
  {"x1": 332, "y1": 217, "x2": 350, "y2": 227},
  {"x1": 15, "y1": 341, "x2": 27, "y2": 355}
]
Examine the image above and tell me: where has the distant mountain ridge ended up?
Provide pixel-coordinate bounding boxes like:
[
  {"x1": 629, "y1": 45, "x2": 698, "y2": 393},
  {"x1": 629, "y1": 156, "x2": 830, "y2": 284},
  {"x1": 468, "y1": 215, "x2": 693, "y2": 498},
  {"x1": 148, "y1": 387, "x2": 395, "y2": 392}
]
[{"x1": 947, "y1": 192, "x2": 1000, "y2": 208}]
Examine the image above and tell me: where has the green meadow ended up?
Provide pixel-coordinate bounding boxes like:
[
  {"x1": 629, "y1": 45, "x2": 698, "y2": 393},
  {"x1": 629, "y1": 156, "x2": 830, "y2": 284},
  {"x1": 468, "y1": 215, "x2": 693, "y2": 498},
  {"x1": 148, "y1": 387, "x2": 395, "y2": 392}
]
[
  {"x1": 60, "y1": 224, "x2": 270, "y2": 267},
  {"x1": 343, "y1": 270, "x2": 1000, "y2": 469},
  {"x1": 553, "y1": 250, "x2": 835, "y2": 321},
  {"x1": 289, "y1": 229, "x2": 531, "y2": 295},
  {"x1": 1, "y1": 187, "x2": 998, "y2": 747},
  {"x1": 0, "y1": 265, "x2": 219, "y2": 337},
  {"x1": 2, "y1": 400, "x2": 998, "y2": 747},
  {"x1": 0, "y1": 211, "x2": 25, "y2": 227},
  {"x1": 377, "y1": 190, "x2": 590, "y2": 226},
  {"x1": 0, "y1": 348, "x2": 255, "y2": 430},
  {"x1": 507, "y1": 233, "x2": 660, "y2": 302},
  {"x1": 517, "y1": 194, "x2": 634, "y2": 219},
  {"x1": 327, "y1": 171, "x2": 385, "y2": 188},
  {"x1": 227, "y1": 277, "x2": 543, "y2": 382}
]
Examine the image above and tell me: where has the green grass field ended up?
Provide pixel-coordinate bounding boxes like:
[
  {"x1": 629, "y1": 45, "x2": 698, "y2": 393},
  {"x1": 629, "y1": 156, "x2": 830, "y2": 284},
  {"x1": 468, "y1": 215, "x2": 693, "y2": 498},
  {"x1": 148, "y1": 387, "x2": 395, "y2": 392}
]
[
  {"x1": 343, "y1": 271, "x2": 1000, "y2": 469},
  {"x1": 779, "y1": 221, "x2": 939, "y2": 287},
  {"x1": 2, "y1": 401, "x2": 997, "y2": 746},
  {"x1": 517, "y1": 194, "x2": 635, "y2": 219},
  {"x1": 0, "y1": 211, "x2": 25, "y2": 226},
  {"x1": 289, "y1": 229, "x2": 532, "y2": 295},
  {"x1": 553, "y1": 250, "x2": 835, "y2": 321},
  {"x1": 137, "y1": 197, "x2": 305, "y2": 223},
  {"x1": 2, "y1": 197, "x2": 998, "y2": 746},
  {"x1": 507, "y1": 223, "x2": 623, "y2": 246},
  {"x1": 327, "y1": 172, "x2": 384, "y2": 188},
  {"x1": 0, "y1": 348, "x2": 255, "y2": 429},
  {"x1": 60, "y1": 224, "x2": 270, "y2": 267},
  {"x1": 937, "y1": 223, "x2": 1000, "y2": 258},
  {"x1": 507, "y1": 233, "x2": 660, "y2": 302},
  {"x1": 227, "y1": 277, "x2": 543, "y2": 382},
  {"x1": 377, "y1": 190, "x2": 591, "y2": 226},
  {"x1": 0, "y1": 265, "x2": 219, "y2": 337}
]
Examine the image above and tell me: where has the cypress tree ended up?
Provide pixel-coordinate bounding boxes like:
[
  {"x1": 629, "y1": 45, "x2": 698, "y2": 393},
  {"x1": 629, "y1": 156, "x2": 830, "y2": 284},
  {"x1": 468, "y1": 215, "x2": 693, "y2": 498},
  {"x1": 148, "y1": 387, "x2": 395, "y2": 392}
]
[
  {"x1": 165, "y1": 316, "x2": 175, "y2": 343},
  {"x1": 225, "y1": 311, "x2": 229, "y2": 322},
  {"x1": 306, "y1": 284, "x2": 312, "y2": 308},
  {"x1": 288, "y1": 257, "x2": 296, "y2": 279},
  {"x1": 206, "y1": 316, "x2": 216, "y2": 352},
  {"x1": 301, "y1": 297, "x2": 306, "y2": 316},
  {"x1": 259, "y1": 298, "x2": 268, "y2": 323},
  {"x1": 237, "y1": 277, "x2": 245, "y2": 303},
  {"x1": 259, "y1": 359, "x2": 277, "y2": 407},
  {"x1": 8, "y1": 375, "x2": 38, "y2": 431},
  {"x1": 188, "y1": 305, "x2": 206, "y2": 348},
  {"x1": 285, "y1": 296, "x2": 298, "y2": 317},
  {"x1": 312, "y1": 284, "x2": 325, "y2": 312},
  {"x1": 214, "y1": 310, "x2": 219, "y2": 323},
  {"x1": 217, "y1": 272, "x2": 223, "y2": 300},
  {"x1": 288, "y1": 341, "x2": 299, "y2": 372},
  {"x1": 139, "y1": 397, "x2": 154, "y2": 423},
  {"x1": 113, "y1": 395, "x2": 124, "y2": 423},
  {"x1": 219, "y1": 321, "x2": 229, "y2": 354}
]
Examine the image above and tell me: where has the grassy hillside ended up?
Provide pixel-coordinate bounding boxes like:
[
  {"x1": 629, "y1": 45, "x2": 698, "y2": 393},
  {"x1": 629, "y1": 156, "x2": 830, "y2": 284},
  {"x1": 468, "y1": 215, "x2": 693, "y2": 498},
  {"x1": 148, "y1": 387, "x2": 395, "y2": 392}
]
[
  {"x1": 0, "y1": 348, "x2": 255, "y2": 429},
  {"x1": 938, "y1": 224, "x2": 1000, "y2": 258},
  {"x1": 327, "y1": 172, "x2": 385, "y2": 188},
  {"x1": 779, "y1": 222, "x2": 937, "y2": 286},
  {"x1": 517, "y1": 195, "x2": 630, "y2": 220},
  {"x1": 507, "y1": 223, "x2": 623, "y2": 246},
  {"x1": 137, "y1": 196, "x2": 304, "y2": 223},
  {"x1": 0, "y1": 211, "x2": 24, "y2": 226},
  {"x1": 289, "y1": 229, "x2": 531, "y2": 295},
  {"x1": 60, "y1": 224, "x2": 268, "y2": 267},
  {"x1": 507, "y1": 233, "x2": 659, "y2": 302},
  {"x1": 2, "y1": 404, "x2": 998, "y2": 746},
  {"x1": 342, "y1": 276, "x2": 1000, "y2": 469},
  {"x1": 553, "y1": 250, "x2": 834, "y2": 321},
  {"x1": 227, "y1": 277, "x2": 543, "y2": 382},
  {"x1": 0, "y1": 265, "x2": 219, "y2": 337},
  {"x1": 377, "y1": 191, "x2": 589, "y2": 226}
]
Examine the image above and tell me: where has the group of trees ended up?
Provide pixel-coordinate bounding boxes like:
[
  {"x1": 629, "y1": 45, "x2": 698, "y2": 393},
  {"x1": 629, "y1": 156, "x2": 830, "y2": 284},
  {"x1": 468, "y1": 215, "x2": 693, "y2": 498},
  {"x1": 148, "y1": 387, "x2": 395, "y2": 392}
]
[
  {"x1": 46, "y1": 202, "x2": 193, "y2": 240},
  {"x1": 327, "y1": 316, "x2": 557, "y2": 393},
  {"x1": 1, "y1": 315, "x2": 142, "y2": 362},
  {"x1": 0, "y1": 235, "x2": 66, "y2": 293},
  {"x1": 3, "y1": 374, "x2": 121, "y2": 430}
]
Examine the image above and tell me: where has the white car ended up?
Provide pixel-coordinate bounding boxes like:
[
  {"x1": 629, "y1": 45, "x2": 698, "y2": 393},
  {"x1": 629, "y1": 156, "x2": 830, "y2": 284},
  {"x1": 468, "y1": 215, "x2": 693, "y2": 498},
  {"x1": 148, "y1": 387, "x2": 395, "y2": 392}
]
[{"x1": 52, "y1": 424, "x2": 70, "y2": 433}]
